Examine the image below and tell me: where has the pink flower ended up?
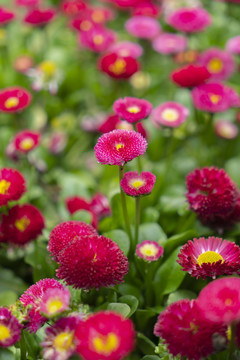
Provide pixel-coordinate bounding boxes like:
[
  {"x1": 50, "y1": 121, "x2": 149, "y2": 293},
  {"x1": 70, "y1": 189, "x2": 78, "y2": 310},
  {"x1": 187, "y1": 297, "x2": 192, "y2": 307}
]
[
  {"x1": 214, "y1": 120, "x2": 238, "y2": 139},
  {"x1": 90, "y1": 193, "x2": 111, "y2": 219},
  {"x1": 0, "y1": 87, "x2": 32, "y2": 113},
  {"x1": 125, "y1": 16, "x2": 161, "y2": 39},
  {"x1": 13, "y1": 130, "x2": 41, "y2": 153},
  {"x1": 197, "y1": 277, "x2": 240, "y2": 324},
  {"x1": 166, "y1": 7, "x2": 211, "y2": 33},
  {"x1": 39, "y1": 287, "x2": 71, "y2": 318},
  {"x1": 94, "y1": 129, "x2": 148, "y2": 166},
  {"x1": 226, "y1": 35, "x2": 240, "y2": 55},
  {"x1": 0, "y1": 168, "x2": 26, "y2": 206},
  {"x1": 61, "y1": 0, "x2": 86, "y2": 16},
  {"x1": 24, "y1": 8, "x2": 56, "y2": 27},
  {"x1": 15, "y1": 0, "x2": 39, "y2": 7},
  {"x1": 109, "y1": 41, "x2": 143, "y2": 58},
  {"x1": 177, "y1": 236, "x2": 240, "y2": 279},
  {"x1": 136, "y1": 240, "x2": 163, "y2": 261},
  {"x1": 198, "y1": 48, "x2": 235, "y2": 81},
  {"x1": 0, "y1": 308, "x2": 21, "y2": 347},
  {"x1": 65, "y1": 196, "x2": 98, "y2": 229},
  {"x1": 152, "y1": 33, "x2": 187, "y2": 55},
  {"x1": 152, "y1": 101, "x2": 189, "y2": 128},
  {"x1": 120, "y1": 171, "x2": 156, "y2": 197},
  {"x1": 113, "y1": 97, "x2": 152, "y2": 123},
  {"x1": 132, "y1": 1, "x2": 161, "y2": 18},
  {"x1": 78, "y1": 25, "x2": 116, "y2": 53},
  {"x1": 0, "y1": 7, "x2": 15, "y2": 25},
  {"x1": 75, "y1": 311, "x2": 135, "y2": 360}
]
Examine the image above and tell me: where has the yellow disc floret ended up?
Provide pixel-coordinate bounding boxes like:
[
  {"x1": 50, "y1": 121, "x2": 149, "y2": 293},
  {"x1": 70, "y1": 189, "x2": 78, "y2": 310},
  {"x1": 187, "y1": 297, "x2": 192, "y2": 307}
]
[
  {"x1": 140, "y1": 243, "x2": 159, "y2": 257},
  {"x1": 115, "y1": 143, "x2": 125, "y2": 151},
  {"x1": 92, "y1": 333, "x2": 119, "y2": 355},
  {"x1": 197, "y1": 251, "x2": 223, "y2": 266},
  {"x1": 19, "y1": 138, "x2": 35, "y2": 151},
  {"x1": 54, "y1": 332, "x2": 74, "y2": 352},
  {"x1": 0, "y1": 325, "x2": 10, "y2": 342},
  {"x1": 109, "y1": 59, "x2": 126, "y2": 75},
  {"x1": 4, "y1": 97, "x2": 19, "y2": 109},
  {"x1": 15, "y1": 216, "x2": 30, "y2": 232},
  {"x1": 161, "y1": 109, "x2": 179, "y2": 122},
  {"x1": 0, "y1": 180, "x2": 10, "y2": 195},
  {"x1": 130, "y1": 179, "x2": 145, "y2": 190},
  {"x1": 209, "y1": 94, "x2": 221, "y2": 104},
  {"x1": 47, "y1": 299, "x2": 63, "y2": 315},
  {"x1": 127, "y1": 106, "x2": 141, "y2": 114},
  {"x1": 207, "y1": 58, "x2": 223, "y2": 73}
]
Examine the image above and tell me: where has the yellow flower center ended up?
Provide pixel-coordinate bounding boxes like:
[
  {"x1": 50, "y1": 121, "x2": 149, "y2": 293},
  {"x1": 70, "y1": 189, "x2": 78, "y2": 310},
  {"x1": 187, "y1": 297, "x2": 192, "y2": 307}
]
[
  {"x1": 115, "y1": 143, "x2": 124, "y2": 151},
  {"x1": 80, "y1": 20, "x2": 92, "y2": 31},
  {"x1": 19, "y1": 138, "x2": 35, "y2": 151},
  {"x1": 161, "y1": 109, "x2": 179, "y2": 122},
  {"x1": 197, "y1": 251, "x2": 223, "y2": 266},
  {"x1": 0, "y1": 180, "x2": 10, "y2": 195},
  {"x1": 0, "y1": 325, "x2": 10, "y2": 342},
  {"x1": 47, "y1": 299, "x2": 63, "y2": 315},
  {"x1": 4, "y1": 97, "x2": 19, "y2": 109},
  {"x1": 15, "y1": 216, "x2": 30, "y2": 232},
  {"x1": 39, "y1": 61, "x2": 57, "y2": 77},
  {"x1": 227, "y1": 326, "x2": 232, "y2": 341},
  {"x1": 218, "y1": 124, "x2": 233, "y2": 138},
  {"x1": 130, "y1": 179, "x2": 145, "y2": 190},
  {"x1": 109, "y1": 59, "x2": 126, "y2": 75},
  {"x1": 116, "y1": 121, "x2": 133, "y2": 131},
  {"x1": 93, "y1": 34, "x2": 104, "y2": 45},
  {"x1": 92, "y1": 333, "x2": 119, "y2": 355},
  {"x1": 92, "y1": 10, "x2": 104, "y2": 23},
  {"x1": 140, "y1": 243, "x2": 159, "y2": 257},
  {"x1": 209, "y1": 94, "x2": 221, "y2": 104},
  {"x1": 127, "y1": 106, "x2": 141, "y2": 114},
  {"x1": 54, "y1": 332, "x2": 74, "y2": 352},
  {"x1": 207, "y1": 58, "x2": 223, "y2": 73},
  {"x1": 225, "y1": 298, "x2": 232, "y2": 306}
]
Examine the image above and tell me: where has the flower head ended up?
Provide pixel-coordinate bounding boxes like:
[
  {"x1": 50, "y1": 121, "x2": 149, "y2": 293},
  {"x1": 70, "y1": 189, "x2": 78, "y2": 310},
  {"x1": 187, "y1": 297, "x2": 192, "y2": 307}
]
[
  {"x1": 113, "y1": 97, "x2": 152, "y2": 123},
  {"x1": 14, "y1": 55, "x2": 34, "y2": 74},
  {"x1": 0, "y1": 168, "x2": 26, "y2": 206},
  {"x1": 226, "y1": 35, "x2": 240, "y2": 55},
  {"x1": 61, "y1": 0, "x2": 86, "y2": 16},
  {"x1": 214, "y1": 120, "x2": 238, "y2": 140},
  {"x1": 90, "y1": 193, "x2": 111, "y2": 219},
  {"x1": 1, "y1": 204, "x2": 45, "y2": 246},
  {"x1": 0, "y1": 87, "x2": 32, "y2": 113},
  {"x1": 39, "y1": 287, "x2": 71, "y2": 318},
  {"x1": 24, "y1": 8, "x2": 56, "y2": 26},
  {"x1": 154, "y1": 299, "x2": 226, "y2": 360},
  {"x1": 125, "y1": 16, "x2": 160, "y2": 39},
  {"x1": 0, "y1": 308, "x2": 21, "y2": 347},
  {"x1": 109, "y1": 41, "x2": 143, "y2": 59},
  {"x1": 15, "y1": 0, "x2": 39, "y2": 7},
  {"x1": 65, "y1": 196, "x2": 98, "y2": 229},
  {"x1": 197, "y1": 277, "x2": 240, "y2": 324},
  {"x1": 20, "y1": 278, "x2": 65, "y2": 333},
  {"x1": 56, "y1": 234, "x2": 129, "y2": 289},
  {"x1": 152, "y1": 101, "x2": 189, "y2": 128},
  {"x1": 13, "y1": 130, "x2": 41, "y2": 153},
  {"x1": 78, "y1": 25, "x2": 116, "y2": 53},
  {"x1": 132, "y1": 2, "x2": 161, "y2": 17},
  {"x1": 98, "y1": 53, "x2": 140, "y2": 79},
  {"x1": 171, "y1": 64, "x2": 210, "y2": 88},
  {"x1": 166, "y1": 7, "x2": 211, "y2": 33},
  {"x1": 177, "y1": 237, "x2": 240, "y2": 279},
  {"x1": 48, "y1": 221, "x2": 97, "y2": 262},
  {"x1": 0, "y1": 7, "x2": 15, "y2": 25},
  {"x1": 75, "y1": 311, "x2": 135, "y2": 360},
  {"x1": 152, "y1": 33, "x2": 187, "y2": 55},
  {"x1": 94, "y1": 129, "x2": 147, "y2": 166},
  {"x1": 136, "y1": 240, "x2": 163, "y2": 261},
  {"x1": 120, "y1": 171, "x2": 156, "y2": 197}
]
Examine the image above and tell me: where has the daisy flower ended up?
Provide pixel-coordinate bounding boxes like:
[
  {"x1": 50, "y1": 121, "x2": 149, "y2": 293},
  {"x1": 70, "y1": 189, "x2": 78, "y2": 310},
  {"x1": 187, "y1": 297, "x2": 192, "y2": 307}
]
[
  {"x1": 39, "y1": 287, "x2": 70, "y2": 318},
  {"x1": 0, "y1": 168, "x2": 26, "y2": 206},
  {"x1": 152, "y1": 101, "x2": 189, "y2": 128},
  {"x1": 120, "y1": 171, "x2": 156, "y2": 197},
  {"x1": 166, "y1": 7, "x2": 211, "y2": 33},
  {"x1": 152, "y1": 33, "x2": 187, "y2": 55},
  {"x1": 136, "y1": 240, "x2": 163, "y2": 261},
  {"x1": 0, "y1": 87, "x2": 32, "y2": 113},
  {"x1": 98, "y1": 53, "x2": 140, "y2": 79},
  {"x1": 125, "y1": 16, "x2": 160, "y2": 39},
  {"x1": 0, "y1": 307, "x2": 21, "y2": 347},
  {"x1": 113, "y1": 97, "x2": 152, "y2": 123},
  {"x1": 13, "y1": 130, "x2": 41, "y2": 153},
  {"x1": 214, "y1": 120, "x2": 238, "y2": 140}
]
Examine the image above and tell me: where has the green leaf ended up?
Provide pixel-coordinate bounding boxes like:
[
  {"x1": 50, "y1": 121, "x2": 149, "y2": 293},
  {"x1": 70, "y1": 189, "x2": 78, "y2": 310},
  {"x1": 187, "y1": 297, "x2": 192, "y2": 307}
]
[
  {"x1": 139, "y1": 223, "x2": 167, "y2": 245},
  {"x1": 107, "y1": 303, "x2": 131, "y2": 317},
  {"x1": 72, "y1": 210, "x2": 92, "y2": 224},
  {"x1": 103, "y1": 229, "x2": 130, "y2": 255},
  {"x1": 163, "y1": 230, "x2": 198, "y2": 256},
  {"x1": 118, "y1": 295, "x2": 139, "y2": 317},
  {"x1": 166, "y1": 290, "x2": 196, "y2": 306},
  {"x1": 118, "y1": 284, "x2": 143, "y2": 302},
  {"x1": 0, "y1": 349, "x2": 15, "y2": 360},
  {"x1": 141, "y1": 356, "x2": 160, "y2": 360},
  {"x1": 137, "y1": 333, "x2": 156, "y2": 355},
  {"x1": 0, "y1": 291, "x2": 17, "y2": 306},
  {"x1": 0, "y1": 268, "x2": 26, "y2": 295},
  {"x1": 135, "y1": 309, "x2": 156, "y2": 332}
]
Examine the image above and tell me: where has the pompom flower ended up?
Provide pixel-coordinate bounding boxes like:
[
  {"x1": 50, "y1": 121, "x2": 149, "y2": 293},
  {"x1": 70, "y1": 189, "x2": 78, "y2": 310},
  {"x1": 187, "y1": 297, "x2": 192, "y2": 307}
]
[
  {"x1": 113, "y1": 97, "x2": 152, "y2": 123},
  {"x1": 78, "y1": 26, "x2": 116, "y2": 53},
  {"x1": 152, "y1": 33, "x2": 187, "y2": 55},
  {"x1": 75, "y1": 311, "x2": 135, "y2": 360},
  {"x1": 152, "y1": 101, "x2": 189, "y2": 128},
  {"x1": 0, "y1": 87, "x2": 32, "y2": 113},
  {"x1": 90, "y1": 193, "x2": 111, "y2": 219},
  {"x1": 154, "y1": 299, "x2": 226, "y2": 360},
  {"x1": 48, "y1": 221, "x2": 97, "y2": 262},
  {"x1": 42, "y1": 316, "x2": 82, "y2": 360},
  {"x1": 39, "y1": 287, "x2": 70, "y2": 318},
  {"x1": 0, "y1": 307, "x2": 21, "y2": 347},
  {"x1": 226, "y1": 35, "x2": 240, "y2": 55},
  {"x1": 171, "y1": 64, "x2": 210, "y2": 88},
  {"x1": 197, "y1": 277, "x2": 240, "y2": 324},
  {"x1": 214, "y1": 120, "x2": 238, "y2": 140},
  {"x1": 65, "y1": 196, "x2": 98, "y2": 229},
  {"x1": 186, "y1": 167, "x2": 239, "y2": 230},
  {"x1": 20, "y1": 278, "x2": 65, "y2": 333},
  {"x1": 198, "y1": 48, "x2": 235, "y2": 81},
  {"x1": 0, "y1": 168, "x2": 26, "y2": 206},
  {"x1": 136, "y1": 240, "x2": 163, "y2": 261},
  {"x1": 0, "y1": 7, "x2": 15, "y2": 25},
  {"x1": 98, "y1": 53, "x2": 140, "y2": 79},
  {"x1": 1, "y1": 204, "x2": 45, "y2": 246},
  {"x1": 56, "y1": 234, "x2": 129, "y2": 289},
  {"x1": 166, "y1": 7, "x2": 211, "y2": 33},
  {"x1": 109, "y1": 41, "x2": 143, "y2": 59},
  {"x1": 120, "y1": 171, "x2": 156, "y2": 197},
  {"x1": 125, "y1": 16, "x2": 160, "y2": 39},
  {"x1": 177, "y1": 237, "x2": 240, "y2": 279},
  {"x1": 13, "y1": 130, "x2": 41, "y2": 153},
  {"x1": 94, "y1": 129, "x2": 147, "y2": 166},
  {"x1": 24, "y1": 8, "x2": 56, "y2": 26}
]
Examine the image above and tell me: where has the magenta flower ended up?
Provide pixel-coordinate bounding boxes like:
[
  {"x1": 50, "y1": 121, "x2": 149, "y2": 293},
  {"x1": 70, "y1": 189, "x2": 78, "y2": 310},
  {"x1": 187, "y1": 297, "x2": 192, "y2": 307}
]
[
  {"x1": 0, "y1": 7, "x2": 15, "y2": 25},
  {"x1": 226, "y1": 35, "x2": 240, "y2": 55},
  {"x1": 113, "y1": 97, "x2": 152, "y2": 123},
  {"x1": 13, "y1": 130, "x2": 41, "y2": 153},
  {"x1": 152, "y1": 101, "x2": 189, "y2": 128},
  {"x1": 125, "y1": 16, "x2": 160, "y2": 39},
  {"x1": 152, "y1": 33, "x2": 187, "y2": 55},
  {"x1": 166, "y1": 7, "x2": 211, "y2": 33},
  {"x1": 0, "y1": 168, "x2": 26, "y2": 206},
  {"x1": 120, "y1": 171, "x2": 156, "y2": 197},
  {"x1": 214, "y1": 120, "x2": 238, "y2": 139},
  {"x1": 109, "y1": 41, "x2": 143, "y2": 58},
  {"x1": 198, "y1": 48, "x2": 235, "y2": 81},
  {"x1": 39, "y1": 287, "x2": 71, "y2": 318},
  {"x1": 177, "y1": 236, "x2": 240, "y2": 279},
  {"x1": 0, "y1": 87, "x2": 32, "y2": 113},
  {"x1": 136, "y1": 240, "x2": 163, "y2": 261},
  {"x1": 78, "y1": 25, "x2": 116, "y2": 53},
  {"x1": 0, "y1": 308, "x2": 21, "y2": 347},
  {"x1": 94, "y1": 129, "x2": 147, "y2": 166}
]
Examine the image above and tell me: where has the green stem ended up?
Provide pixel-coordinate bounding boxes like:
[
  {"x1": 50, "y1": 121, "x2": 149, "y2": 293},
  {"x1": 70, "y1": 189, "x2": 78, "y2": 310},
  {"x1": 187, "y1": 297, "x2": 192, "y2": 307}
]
[
  {"x1": 228, "y1": 323, "x2": 236, "y2": 360},
  {"x1": 119, "y1": 165, "x2": 133, "y2": 244},
  {"x1": 20, "y1": 331, "x2": 27, "y2": 360},
  {"x1": 134, "y1": 197, "x2": 141, "y2": 253},
  {"x1": 133, "y1": 123, "x2": 142, "y2": 172}
]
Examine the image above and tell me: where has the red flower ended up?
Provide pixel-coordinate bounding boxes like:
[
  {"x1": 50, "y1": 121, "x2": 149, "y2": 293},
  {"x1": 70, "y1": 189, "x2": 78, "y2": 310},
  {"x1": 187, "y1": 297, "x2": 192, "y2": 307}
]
[
  {"x1": 171, "y1": 64, "x2": 211, "y2": 88},
  {"x1": 0, "y1": 168, "x2": 26, "y2": 206},
  {"x1": 0, "y1": 7, "x2": 15, "y2": 25},
  {"x1": 13, "y1": 130, "x2": 41, "y2": 153},
  {"x1": 1, "y1": 204, "x2": 45, "y2": 246},
  {"x1": 0, "y1": 308, "x2": 21, "y2": 347},
  {"x1": 120, "y1": 171, "x2": 156, "y2": 197},
  {"x1": 56, "y1": 234, "x2": 129, "y2": 289},
  {"x1": 61, "y1": 0, "x2": 87, "y2": 16},
  {"x1": 90, "y1": 193, "x2": 111, "y2": 219},
  {"x1": 113, "y1": 97, "x2": 152, "y2": 123},
  {"x1": 48, "y1": 220, "x2": 97, "y2": 262},
  {"x1": 154, "y1": 299, "x2": 226, "y2": 360},
  {"x1": 75, "y1": 311, "x2": 135, "y2": 360},
  {"x1": 65, "y1": 196, "x2": 98, "y2": 228},
  {"x1": 98, "y1": 53, "x2": 140, "y2": 79},
  {"x1": 0, "y1": 87, "x2": 32, "y2": 113},
  {"x1": 24, "y1": 8, "x2": 56, "y2": 26},
  {"x1": 132, "y1": 2, "x2": 161, "y2": 17},
  {"x1": 98, "y1": 114, "x2": 121, "y2": 133}
]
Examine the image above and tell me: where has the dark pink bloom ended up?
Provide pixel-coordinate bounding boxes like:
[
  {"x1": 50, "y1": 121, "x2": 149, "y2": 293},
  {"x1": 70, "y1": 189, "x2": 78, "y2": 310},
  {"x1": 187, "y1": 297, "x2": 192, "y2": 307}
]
[
  {"x1": 39, "y1": 287, "x2": 70, "y2": 318},
  {"x1": 197, "y1": 277, "x2": 240, "y2": 324},
  {"x1": 0, "y1": 87, "x2": 32, "y2": 113},
  {"x1": 24, "y1": 8, "x2": 56, "y2": 26},
  {"x1": 0, "y1": 7, "x2": 15, "y2": 25},
  {"x1": 109, "y1": 41, "x2": 143, "y2": 58},
  {"x1": 171, "y1": 64, "x2": 211, "y2": 88},
  {"x1": 166, "y1": 7, "x2": 211, "y2": 33},
  {"x1": 90, "y1": 193, "x2": 111, "y2": 219},
  {"x1": 98, "y1": 52, "x2": 140, "y2": 79},
  {"x1": 154, "y1": 299, "x2": 226, "y2": 360},
  {"x1": 61, "y1": 0, "x2": 87, "y2": 16},
  {"x1": 56, "y1": 234, "x2": 129, "y2": 289},
  {"x1": 152, "y1": 101, "x2": 189, "y2": 128},
  {"x1": 132, "y1": 2, "x2": 161, "y2": 17},
  {"x1": 113, "y1": 97, "x2": 152, "y2": 123},
  {"x1": 152, "y1": 33, "x2": 187, "y2": 55},
  {"x1": 177, "y1": 237, "x2": 240, "y2": 279},
  {"x1": 94, "y1": 129, "x2": 147, "y2": 166},
  {"x1": 136, "y1": 240, "x2": 163, "y2": 261},
  {"x1": 214, "y1": 120, "x2": 238, "y2": 139},
  {"x1": 15, "y1": 0, "x2": 39, "y2": 7},
  {"x1": 75, "y1": 311, "x2": 135, "y2": 360},
  {"x1": 0, "y1": 308, "x2": 21, "y2": 347},
  {"x1": 98, "y1": 114, "x2": 121, "y2": 133},
  {"x1": 88, "y1": 7, "x2": 115, "y2": 24},
  {"x1": 65, "y1": 196, "x2": 98, "y2": 229},
  {"x1": 78, "y1": 25, "x2": 115, "y2": 53},
  {"x1": 120, "y1": 171, "x2": 156, "y2": 197},
  {"x1": 0, "y1": 168, "x2": 26, "y2": 206},
  {"x1": 13, "y1": 130, "x2": 41, "y2": 153},
  {"x1": 125, "y1": 15, "x2": 160, "y2": 39}
]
